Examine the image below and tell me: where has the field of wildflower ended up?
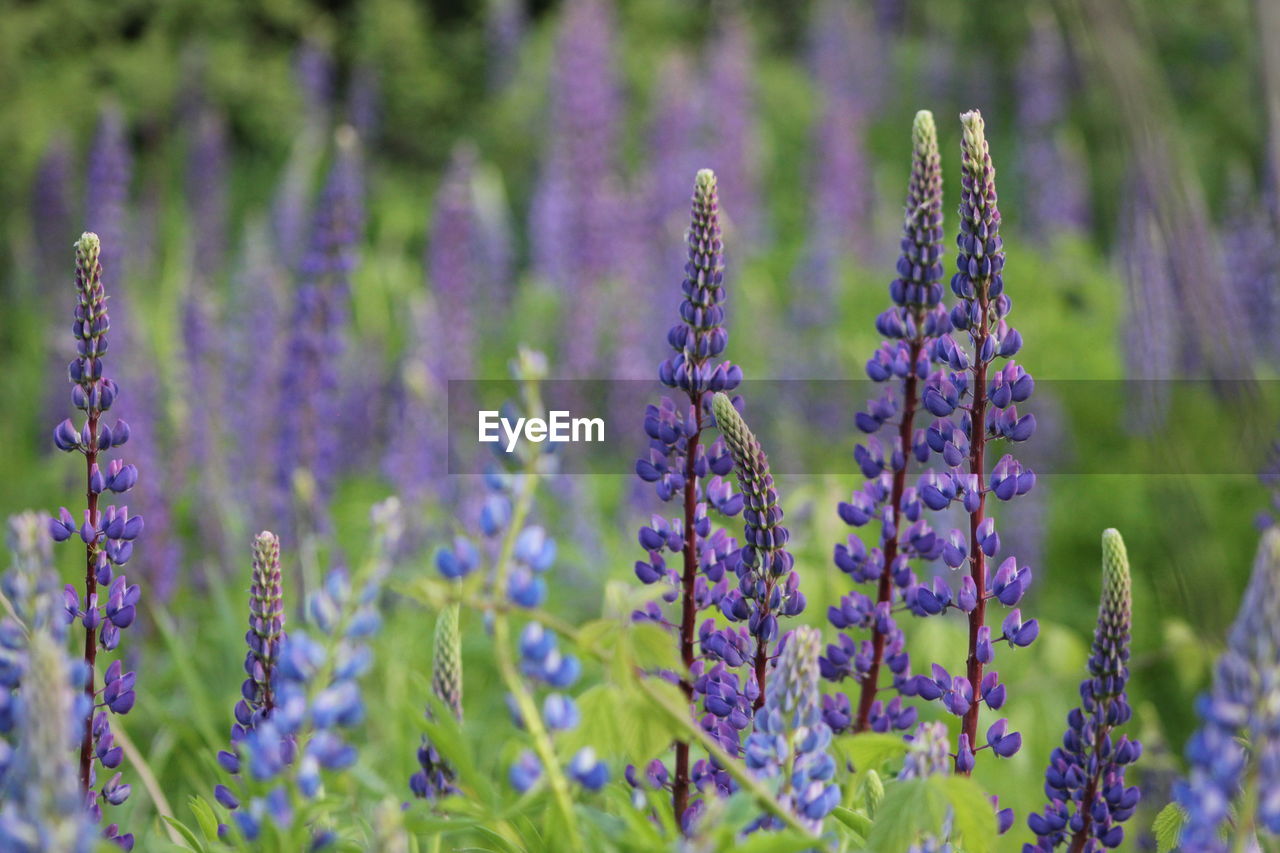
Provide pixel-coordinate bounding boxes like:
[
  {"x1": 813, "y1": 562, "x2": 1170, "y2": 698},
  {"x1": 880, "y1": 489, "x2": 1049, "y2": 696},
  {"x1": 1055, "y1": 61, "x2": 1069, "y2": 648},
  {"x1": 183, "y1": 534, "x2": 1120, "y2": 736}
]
[{"x1": 1, "y1": 0, "x2": 1278, "y2": 850}]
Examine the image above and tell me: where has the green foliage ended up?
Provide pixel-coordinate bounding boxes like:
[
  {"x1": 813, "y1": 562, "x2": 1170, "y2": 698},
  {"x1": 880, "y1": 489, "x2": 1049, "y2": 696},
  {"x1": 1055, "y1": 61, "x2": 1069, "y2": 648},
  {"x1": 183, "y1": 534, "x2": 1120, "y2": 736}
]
[{"x1": 1152, "y1": 802, "x2": 1188, "y2": 852}]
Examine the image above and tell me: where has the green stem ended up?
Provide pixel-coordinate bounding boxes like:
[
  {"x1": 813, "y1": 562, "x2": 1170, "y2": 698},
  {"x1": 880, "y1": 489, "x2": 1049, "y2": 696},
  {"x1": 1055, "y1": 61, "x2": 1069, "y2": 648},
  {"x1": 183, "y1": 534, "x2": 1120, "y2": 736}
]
[{"x1": 489, "y1": 463, "x2": 582, "y2": 848}]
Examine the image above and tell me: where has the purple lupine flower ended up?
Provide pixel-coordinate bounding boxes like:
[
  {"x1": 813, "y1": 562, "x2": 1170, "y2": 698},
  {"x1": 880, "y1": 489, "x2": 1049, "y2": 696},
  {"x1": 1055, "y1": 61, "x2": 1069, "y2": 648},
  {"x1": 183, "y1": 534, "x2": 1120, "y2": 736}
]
[
  {"x1": 410, "y1": 603, "x2": 461, "y2": 799},
  {"x1": 294, "y1": 37, "x2": 335, "y2": 132},
  {"x1": 743, "y1": 627, "x2": 838, "y2": 832},
  {"x1": 0, "y1": 514, "x2": 96, "y2": 852},
  {"x1": 84, "y1": 109, "x2": 131, "y2": 296},
  {"x1": 1016, "y1": 16, "x2": 1090, "y2": 240},
  {"x1": 346, "y1": 63, "x2": 380, "y2": 142},
  {"x1": 426, "y1": 146, "x2": 483, "y2": 384},
  {"x1": 1119, "y1": 176, "x2": 1177, "y2": 433},
  {"x1": 532, "y1": 0, "x2": 621, "y2": 378},
  {"x1": 1174, "y1": 528, "x2": 1280, "y2": 850},
  {"x1": 630, "y1": 170, "x2": 748, "y2": 829},
  {"x1": 235, "y1": 533, "x2": 286, "y2": 740},
  {"x1": 116, "y1": 372, "x2": 179, "y2": 603},
  {"x1": 1026, "y1": 529, "x2": 1141, "y2": 851},
  {"x1": 1221, "y1": 178, "x2": 1280, "y2": 365},
  {"x1": 216, "y1": 502, "x2": 400, "y2": 844},
  {"x1": 711, "y1": 392, "x2": 804, "y2": 706},
  {"x1": 821, "y1": 111, "x2": 948, "y2": 736},
  {"x1": 48, "y1": 235, "x2": 142, "y2": 847},
  {"x1": 31, "y1": 135, "x2": 77, "y2": 290},
  {"x1": 179, "y1": 110, "x2": 230, "y2": 519},
  {"x1": 275, "y1": 131, "x2": 364, "y2": 540},
  {"x1": 702, "y1": 12, "x2": 762, "y2": 246},
  {"x1": 486, "y1": 0, "x2": 526, "y2": 91},
  {"x1": 912, "y1": 111, "x2": 1037, "y2": 774},
  {"x1": 795, "y1": 0, "x2": 877, "y2": 316}
]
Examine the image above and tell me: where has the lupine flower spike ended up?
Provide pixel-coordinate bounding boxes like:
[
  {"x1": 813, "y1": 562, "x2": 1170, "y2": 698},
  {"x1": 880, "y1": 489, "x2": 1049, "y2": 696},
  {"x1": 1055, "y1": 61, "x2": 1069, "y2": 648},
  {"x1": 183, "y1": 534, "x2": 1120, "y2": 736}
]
[
  {"x1": 1174, "y1": 528, "x2": 1280, "y2": 851},
  {"x1": 821, "y1": 109, "x2": 947, "y2": 737},
  {"x1": 1026, "y1": 529, "x2": 1141, "y2": 851},
  {"x1": 631, "y1": 169, "x2": 751, "y2": 829},
  {"x1": 743, "y1": 626, "x2": 838, "y2": 832},
  {"x1": 49, "y1": 233, "x2": 142, "y2": 848},
  {"x1": 909, "y1": 111, "x2": 1037, "y2": 775},
  {"x1": 711, "y1": 391, "x2": 803, "y2": 711},
  {"x1": 410, "y1": 604, "x2": 462, "y2": 799}
]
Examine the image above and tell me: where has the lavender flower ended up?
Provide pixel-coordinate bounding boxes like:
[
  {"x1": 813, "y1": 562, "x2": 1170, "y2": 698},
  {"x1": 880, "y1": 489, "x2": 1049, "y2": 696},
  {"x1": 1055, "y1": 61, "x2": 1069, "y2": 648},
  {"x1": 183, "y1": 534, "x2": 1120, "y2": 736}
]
[
  {"x1": 703, "y1": 13, "x2": 762, "y2": 245},
  {"x1": 294, "y1": 38, "x2": 335, "y2": 132},
  {"x1": 1174, "y1": 528, "x2": 1280, "y2": 851},
  {"x1": 1026, "y1": 529, "x2": 1141, "y2": 851},
  {"x1": 908, "y1": 111, "x2": 1037, "y2": 774},
  {"x1": 742, "y1": 626, "x2": 838, "y2": 832},
  {"x1": 820, "y1": 110, "x2": 948, "y2": 736},
  {"x1": 485, "y1": 0, "x2": 526, "y2": 91},
  {"x1": 631, "y1": 170, "x2": 748, "y2": 828},
  {"x1": 410, "y1": 604, "x2": 462, "y2": 800},
  {"x1": 1118, "y1": 177, "x2": 1176, "y2": 433},
  {"x1": 1016, "y1": 16, "x2": 1090, "y2": 240},
  {"x1": 531, "y1": 0, "x2": 621, "y2": 378},
  {"x1": 275, "y1": 131, "x2": 364, "y2": 540},
  {"x1": 0, "y1": 513, "x2": 94, "y2": 852},
  {"x1": 426, "y1": 146, "x2": 483, "y2": 384},
  {"x1": 185, "y1": 108, "x2": 230, "y2": 277},
  {"x1": 48, "y1": 234, "x2": 142, "y2": 845},
  {"x1": 31, "y1": 135, "x2": 77, "y2": 290},
  {"x1": 84, "y1": 108, "x2": 131, "y2": 301},
  {"x1": 215, "y1": 501, "x2": 401, "y2": 844}
]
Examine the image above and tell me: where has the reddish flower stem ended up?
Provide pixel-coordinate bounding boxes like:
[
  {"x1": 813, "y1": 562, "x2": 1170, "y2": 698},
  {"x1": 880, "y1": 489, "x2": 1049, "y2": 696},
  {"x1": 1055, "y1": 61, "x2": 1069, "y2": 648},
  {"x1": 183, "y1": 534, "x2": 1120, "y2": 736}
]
[
  {"x1": 672, "y1": 391, "x2": 704, "y2": 827},
  {"x1": 959, "y1": 295, "x2": 992, "y2": 775},
  {"x1": 854, "y1": 337, "x2": 924, "y2": 732},
  {"x1": 79, "y1": 410, "x2": 99, "y2": 794}
]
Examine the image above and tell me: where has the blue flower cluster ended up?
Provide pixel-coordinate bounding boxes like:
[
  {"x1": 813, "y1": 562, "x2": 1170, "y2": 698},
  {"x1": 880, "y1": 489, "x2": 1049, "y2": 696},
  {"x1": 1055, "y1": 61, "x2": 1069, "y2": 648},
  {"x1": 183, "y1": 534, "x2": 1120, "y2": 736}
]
[
  {"x1": 0, "y1": 513, "x2": 97, "y2": 852},
  {"x1": 1026, "y1": 530, "x2": 1141, "y2": 852},
  {"x1": 821, "y1": 110, "x2": 948, "y2": 736},
  {"x1": 743, "y1": 627, "x2": 838, "y2": 832},
  {"x1": 1174, "y1": 528, "x2": 1280, "y2": 851},
  {"x1": 214, "y1": 500, "x2": 400, "y2": 846}
]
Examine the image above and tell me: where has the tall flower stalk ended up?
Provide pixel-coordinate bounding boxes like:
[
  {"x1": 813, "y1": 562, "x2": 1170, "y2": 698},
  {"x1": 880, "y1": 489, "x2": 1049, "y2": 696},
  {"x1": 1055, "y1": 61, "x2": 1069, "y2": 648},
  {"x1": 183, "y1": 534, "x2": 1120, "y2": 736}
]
[
  {"x1": 633, "y1": 169, "x2": 747, "y2": 827},
  {"x1": 821, "y1": 110, "x2": 947, "y2": 735},
  {"x1": 48, "y1": 233, "x2": 142, "y2": 845},
  {"x1": 902, "y1": 111, "x2": 1037, "y2": 776},
  {"x1": 1174, "y1": 528, "x2": 1280, "y2": 850},
  {"x1": 410, "y1": 603, "x2": 462, "y2": 800},
  {"x1": 711, "y1": 392, "x2": 803, "y2": 711},
  {"x1": 1026, "y1": 529, "x2": 1141, "y2": 851}
]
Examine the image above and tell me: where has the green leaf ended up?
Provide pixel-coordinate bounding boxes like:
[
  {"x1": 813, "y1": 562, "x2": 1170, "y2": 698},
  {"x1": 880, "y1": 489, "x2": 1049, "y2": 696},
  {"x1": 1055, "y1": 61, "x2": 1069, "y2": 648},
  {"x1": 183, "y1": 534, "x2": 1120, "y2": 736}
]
[
  {"x1": 831, "y1": 806, "x2": 872, "y2": 841},
  {"x1": 161, "y1": 816, "x2": 205, "y2": 853},
  {"x1": 560, "y1": 685, "x2": 626, "y2": 759},
  {"x1": 1153, "y1": 802, "x2": 1187, "y2": 853},
  {"x1": 932, "y1": 775, "x2": 997, "y2": 853},
  {"x1": 840, "y1": 732, "x2": 911, "y2": 778},
  {"x1": 187, "y1": 795, "x2": 220, "y2": 842},
  {"x1": 628, "y1": 621, "x2": 686, "y2": 678},
  {"x1": 865, "y1": 779, "x2": 948, "y2": 853},
  {"x1": 577, "y1": 619, "x2": 622, "y2": 655}
]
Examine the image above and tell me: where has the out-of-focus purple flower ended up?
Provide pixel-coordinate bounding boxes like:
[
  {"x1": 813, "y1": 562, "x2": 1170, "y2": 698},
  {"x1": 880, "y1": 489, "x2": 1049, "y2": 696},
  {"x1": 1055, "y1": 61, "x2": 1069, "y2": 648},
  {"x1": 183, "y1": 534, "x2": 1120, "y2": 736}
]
[
  {"x1": 703, "y1": 12, "x2": 763, "y2": 246},
  {"x1": 531, "y1": 0, "x2": 622, "y2": 378},
  {"x1": 1026, "y1": 529, "x2": 1141, "y2": 851},
  {"x1": 486, "y1": 0, "x2": 526, "y2": 91},
  {"x1": 346, "y1": 64, "x2": 381, "y2": 142},
  {"x1": 31, "y1": 135, "x2": 77, "y2": 289},
  {"x1": 275, "y1": 131, "x2": 364, "y2": 540},
  {"x1": 294, "y1": 37, "x2": 334, "y2": 132},
  {"x1": 0, "y1": 513, "x2": 96, "y2": 852},
  {"x1": 1221, "y1": 177, "x2": 1280, "y2": 365},
  {"x1": 1174, "y1": 528, "x2": 1280, "y2": 851},
  {"x1": 1119, "y1": 176, "x2": 1177, "y2": 433},
  {"x1": 1016, "y1": 15, "x2": 1091, "y2": 240}
]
